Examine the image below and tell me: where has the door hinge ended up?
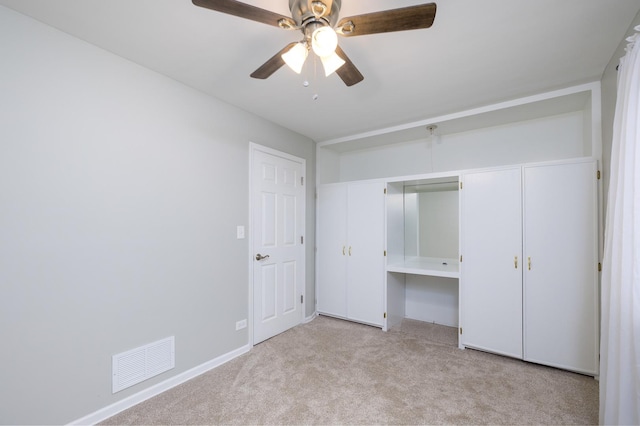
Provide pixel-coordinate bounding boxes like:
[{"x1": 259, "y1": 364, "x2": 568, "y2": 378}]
[
  {"x1": 384, "y1": 250, "x2": 387, "y2": 257},
  {"x1": 459, "y1": 327, "x2": 463, "y2": 335},
  {"x1": 301, "y1": 295, "x2": 304, "y2": 304},
  {"x1": 301, "y1": 176, "x2": 304, "y2": 186},
  {"x1": 597, "y1": 170, "x2": 601, "y2": 180},
  {"x1": 384, "y1": 188, "x2": 387, "y2": 194},
  {"x1": 384, "y1": 312, "x2": 387, "y2": 319},
  {"x1": 598, "y1": 262, "x2": 602, "y2": 272},
  {"x1": 460, "y1": 255, "x2": 463, "y2": 263},
  {"x1": 301, "y1": 236, "x2": 304, "y2": 244},
  {"x1": 460, "y1": 182, "x2": 463, "y2": 190}
]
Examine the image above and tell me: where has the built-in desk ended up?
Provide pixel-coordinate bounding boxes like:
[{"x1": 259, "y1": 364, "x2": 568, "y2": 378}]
[
  {"x1": 385, "y1": 174, "x2": 461, "y2": 337},
  {"x1": 386, "y1": 257, "x2": 459, "y2": 278}
]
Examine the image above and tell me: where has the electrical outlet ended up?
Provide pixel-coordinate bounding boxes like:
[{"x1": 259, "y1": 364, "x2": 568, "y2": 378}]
[
  {"x1": 235, "y1": 319, "x2": 247, "y2": 331},
  {"x1": 236, "y1": 226, "x2": 245, "y2": 239}
]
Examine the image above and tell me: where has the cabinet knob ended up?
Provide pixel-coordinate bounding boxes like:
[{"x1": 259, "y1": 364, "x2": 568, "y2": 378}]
[
  {"x1": 528, "y1": 257, "x2": 532, "y2": 270},
  {"x1": 514, "y1": 256, "x2": 518, "y2": 269}
]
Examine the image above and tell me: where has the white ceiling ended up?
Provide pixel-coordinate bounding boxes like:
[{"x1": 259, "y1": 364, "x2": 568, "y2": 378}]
[{"x1": 2, "y1": 0, "x2": 639, "y2": 143}]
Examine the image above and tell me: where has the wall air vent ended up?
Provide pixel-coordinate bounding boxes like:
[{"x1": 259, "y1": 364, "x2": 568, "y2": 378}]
[{"x1": 112, "y1": 336, "x2": 175, "y2": 393}]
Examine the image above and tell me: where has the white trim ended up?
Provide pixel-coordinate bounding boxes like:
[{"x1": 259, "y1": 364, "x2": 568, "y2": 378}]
[
  {"x1": 250, "y1": 142, "x2": 307, "y2": 164},
  {"x1": 317, "y1": 82, "x2": 601, "y2": 147},
  {"x1": 589, "y1": 83, "x2": 605, "y2": 277},
  {"x1": 68, "y1": 344, "x2": 251, "y2": 426},
  {"x1": 248, "y1": 144, "x2": 255, "y2": 348},
  {"x1": 248, "y1": 142, "x2": 306, "y2": 346},
  {"x1": 303, "y1": 312, "x2": 317, "y2": 324},
  {"x1": 590, "y1": 82, "x2": 603, "y2": 162}
]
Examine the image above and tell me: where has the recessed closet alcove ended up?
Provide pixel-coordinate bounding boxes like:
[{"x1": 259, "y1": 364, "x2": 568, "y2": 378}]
[{"x1": 315, "y1": 83, "x2": 601, "y2": 374}]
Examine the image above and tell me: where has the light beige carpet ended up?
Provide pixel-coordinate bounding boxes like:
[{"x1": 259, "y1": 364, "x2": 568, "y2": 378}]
[{"x1": 102, "y1": 315, "x2": 598, "y2": 425}]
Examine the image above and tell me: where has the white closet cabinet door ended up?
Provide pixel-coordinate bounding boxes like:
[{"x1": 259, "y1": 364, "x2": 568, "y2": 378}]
[
  {"x1": 346, "y1": 181, "x2": 385, "y2": 326},
  {"x1": 523, "y1": 161, "x2": 598, "y2": 374},
  {"x1": 316, "y1": 184, "x2": 348, "y2": 318},
  {"x1": 461, "y1": 168, "x2": 523, "y2": 358}
]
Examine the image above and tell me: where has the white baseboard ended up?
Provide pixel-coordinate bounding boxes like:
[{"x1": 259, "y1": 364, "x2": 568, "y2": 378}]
[
  {"x1": 303, "y1": 311, "x2": 317, "y2": 324},
  {"x1": 68, "y1": 343, "x2": 251, "y2": 426}
]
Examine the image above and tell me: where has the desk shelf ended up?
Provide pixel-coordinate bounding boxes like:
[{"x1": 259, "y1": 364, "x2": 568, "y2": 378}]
[{"x1": 386, "y1": 257, "x2": 459, "y2": 278}]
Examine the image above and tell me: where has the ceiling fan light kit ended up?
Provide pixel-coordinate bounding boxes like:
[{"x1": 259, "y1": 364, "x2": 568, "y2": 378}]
[
  {"x1": 281, "y1": 42, "x2": 308, "y2": 74},
  {"x1": 281, "y1": 24, "x2": 345, "y2": 76},
  {"x1": 310, "y1": 26, "x2": 345, "y2": 76},
  {"x1": 319, "y1": 52, "x2": 346, "y2": 77},
  {"x1": 311, "y1": 26, "x2": 338, "y2": 57},
  {"x1": 192, "y1": 0, "x2": 437, "y2": 86}
]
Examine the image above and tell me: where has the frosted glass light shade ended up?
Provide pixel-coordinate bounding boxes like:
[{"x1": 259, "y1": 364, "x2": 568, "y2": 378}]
[
  {"x1": 282, "y1": 42, "x2": 308, "y2": 74},
  {"x1": 320, "y1": 51, "x2": 346, "y2": 76},
  {"x1": 311, "y1": 26, "x2": 338, "y2": 57}
]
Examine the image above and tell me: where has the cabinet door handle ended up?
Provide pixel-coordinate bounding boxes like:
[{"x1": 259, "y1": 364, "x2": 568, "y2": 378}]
[
  {"x1": 528, "y1": 257, "x2": 532, "y2": 270},
  {"x1": 349, "y1": 246, "x2": 352, "y2": 256},
  {"x1": 514, "y1": 256, "x2": 518, "y2": 269},
  {"x1": 342, "y1": 246, "x2": 346, "y2": 256}
]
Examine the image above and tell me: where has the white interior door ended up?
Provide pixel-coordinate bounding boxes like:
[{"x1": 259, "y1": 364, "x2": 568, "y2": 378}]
[
  {"x1": 251, "y1": 145, "x2": 305, "y2": 345},
  {"x1": 461, "y1": 168, "x2": 523, "y2": 358},
  {"x1": 523, "y1": 161, "x2": 598, "y2": 374}
]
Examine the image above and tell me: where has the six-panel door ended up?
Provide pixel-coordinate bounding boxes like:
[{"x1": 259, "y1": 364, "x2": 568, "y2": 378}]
[{"x1": 252, "y1": 149, "x2": 305, "y2": 344}]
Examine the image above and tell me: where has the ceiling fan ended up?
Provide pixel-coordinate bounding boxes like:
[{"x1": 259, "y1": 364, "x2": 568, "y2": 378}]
[{"x1": 192, "y1": 0, "x2": 437, "y2": 86}]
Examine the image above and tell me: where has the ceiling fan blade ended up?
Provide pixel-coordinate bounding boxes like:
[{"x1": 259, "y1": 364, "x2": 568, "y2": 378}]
[
  {"x1": 250, "y1": 43, "x2": 298, "y2": 79},
  {"x1": 336, "y1": 3, "x2": 436, "y2": 37},
  {"x1": 335, "y1": 46, "x2": 364, "y2": 87},
  {"x1": 192, "y1": 0, "x2": 296, "y2": 28}
]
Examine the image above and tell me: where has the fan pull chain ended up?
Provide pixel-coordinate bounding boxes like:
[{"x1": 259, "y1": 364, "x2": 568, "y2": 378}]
[{"x1": 313, "y1": 53, "x2": 320, "y2": 100}]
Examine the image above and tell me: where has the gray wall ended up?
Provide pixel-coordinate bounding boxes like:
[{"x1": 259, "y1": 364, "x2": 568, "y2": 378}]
[{"x1": 0, "y1": 6, "x2": 315, "y2": 424}]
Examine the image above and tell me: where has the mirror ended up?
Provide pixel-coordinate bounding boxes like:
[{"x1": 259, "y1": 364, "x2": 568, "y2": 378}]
[{"x1": 404, "y1": 179, "x2": 459, "y2": 260}]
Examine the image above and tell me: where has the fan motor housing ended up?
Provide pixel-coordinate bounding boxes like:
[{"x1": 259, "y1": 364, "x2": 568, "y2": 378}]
[{"x1": 289, "y1": 0, "x2": 341, "y2": 27}]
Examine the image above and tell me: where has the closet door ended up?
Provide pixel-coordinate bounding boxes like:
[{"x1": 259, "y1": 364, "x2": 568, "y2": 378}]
[
  {"x1": 461, "y1": 168, "x2": 523, "y2": 358},
  {"x1": 316, "y1": 184, "x2": 348, "y2": 318},
  {"x1": 346, "y1": 181, "x2": 385, "y2": 326},
  {"x1": 523, "y1": 161, "x2": 598, "y2": 374}
]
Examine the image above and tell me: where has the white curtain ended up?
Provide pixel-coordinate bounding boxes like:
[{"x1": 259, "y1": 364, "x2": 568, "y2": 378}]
[{"x1": 600, "y1": 25, "x2": 640, "y2": 425}]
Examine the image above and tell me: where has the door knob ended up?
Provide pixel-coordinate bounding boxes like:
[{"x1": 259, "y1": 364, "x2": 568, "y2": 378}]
[{"x1": 255, "y1": 253, "x2": 270, "y2": 261}]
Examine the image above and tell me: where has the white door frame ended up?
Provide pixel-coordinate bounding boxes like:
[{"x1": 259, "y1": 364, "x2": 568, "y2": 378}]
[{"x1": 248, "y1": 142, "x2": 306, "y2": 345}]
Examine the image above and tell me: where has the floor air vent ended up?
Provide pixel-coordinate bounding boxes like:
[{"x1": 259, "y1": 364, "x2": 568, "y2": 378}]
[{"x1": 112, "y1": 336, "x2": 175, "y2": 393}]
